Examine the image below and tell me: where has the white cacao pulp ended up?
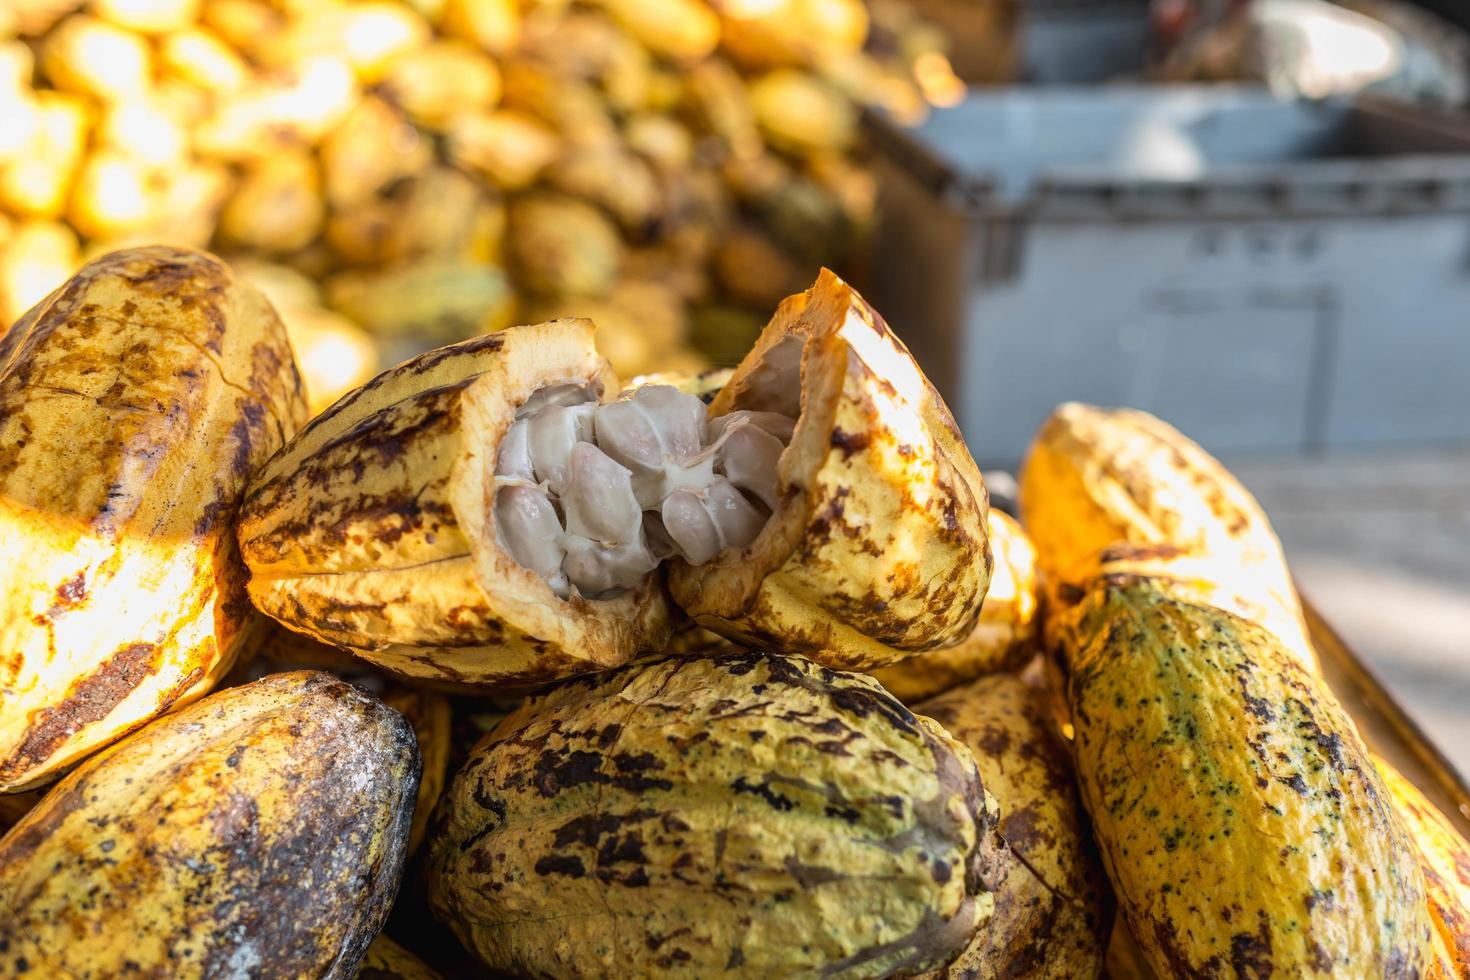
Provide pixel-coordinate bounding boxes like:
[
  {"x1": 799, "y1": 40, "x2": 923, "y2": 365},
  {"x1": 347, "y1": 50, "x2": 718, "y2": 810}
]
[{"x1": 493, "y1": 384, "x2": 794, "y2": 598}]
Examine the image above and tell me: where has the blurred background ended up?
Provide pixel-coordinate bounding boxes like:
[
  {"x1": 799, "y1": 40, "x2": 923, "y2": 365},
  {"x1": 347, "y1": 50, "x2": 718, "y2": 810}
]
[{"x1": 1, "y1": 0, "x2": 1465, "y2": 769}]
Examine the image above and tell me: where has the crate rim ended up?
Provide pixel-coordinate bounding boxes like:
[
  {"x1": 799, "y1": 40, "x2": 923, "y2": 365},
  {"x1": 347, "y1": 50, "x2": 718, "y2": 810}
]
[{"x1": 864, "y1": 90, "x2": 1470, "y2": 220}]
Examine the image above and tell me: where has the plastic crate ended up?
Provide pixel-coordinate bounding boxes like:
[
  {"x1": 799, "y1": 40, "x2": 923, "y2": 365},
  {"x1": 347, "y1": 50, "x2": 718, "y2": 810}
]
[{"x1": 864, "y1": 86, "x2": 1470, "y2": 465}]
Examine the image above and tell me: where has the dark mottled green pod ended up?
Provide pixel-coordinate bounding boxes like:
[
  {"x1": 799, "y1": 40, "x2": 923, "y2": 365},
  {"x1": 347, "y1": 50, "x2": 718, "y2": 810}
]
[{"x1": 427, "y1": 651, "x2": 1006, "y2": 978}]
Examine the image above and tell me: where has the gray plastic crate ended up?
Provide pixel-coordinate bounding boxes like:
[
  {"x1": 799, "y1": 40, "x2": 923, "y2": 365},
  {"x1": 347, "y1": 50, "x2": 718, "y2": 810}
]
[{"x1": 865, "y1": 86, "x2": 1470, "y2": 465}]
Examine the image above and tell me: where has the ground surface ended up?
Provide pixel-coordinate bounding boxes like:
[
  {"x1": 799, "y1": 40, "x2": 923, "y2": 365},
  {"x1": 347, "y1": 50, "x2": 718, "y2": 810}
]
[{"x1": 1229, "y1": 449, "x2": 1470, "y2": 779}]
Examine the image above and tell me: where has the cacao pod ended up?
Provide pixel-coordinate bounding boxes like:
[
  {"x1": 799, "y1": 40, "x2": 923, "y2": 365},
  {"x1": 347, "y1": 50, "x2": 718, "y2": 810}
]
[
  {"x1": 506, "y1": 191, "x2": 624, "y2": 298},
  {"x1": 158, "y1": 26, "x2": 251, "y2": 92},
  {"x1": 325, "y1": 259, "x2": 513, "y2": 345},
  {"x1": 917, "y1": 672, "x2": 1112, "y2": 979},
  {"x1": 669, "y1": 270, "x2": 991, "y2": 670},
  {"x1": 0, "y1": 670, "x2": 418, "y2": 977},
  {"x1": 40, "y1": 15, "x2": 152, "y2": 102},
  {"x1": 1018, "y1": 402, "x2": 1316, "y2": 673},
  {"x1": 870, "y1": 510, "x2": 1038, "y2": 703},
  {"x1": 380, "y1": 39, "x2": 501, "y2": 130},
  {"x1": 0, "y1": 220, "x2": 78, "y2": 325},
  {"x1": 446, "y1": 108, "x2": 563, "y2": 191},
  {"x1": 749, "y1": 69, "x2": 856, "y2": 156},
  {"x1": 1376, "y1": 755, "x2": 1470, "y2": 977},
  {"x1": 427, "y1": 650, "x2": 1006, "y2": 977},
  {"x1": 0, "y1": 246, "x2": 306, "y2": 792},
  {"x1": 238, "y1": 322, "x2": 673, "y2": 689},
  {"x1": 0, "y1": 91, "x2": 90, "y2": 221},
  {"x1": 1055, "y1": 575, "x2": 1436, "y2": 977},
  {"x1": 356, "y1": 935, "x2": 443, "y2": 979}
]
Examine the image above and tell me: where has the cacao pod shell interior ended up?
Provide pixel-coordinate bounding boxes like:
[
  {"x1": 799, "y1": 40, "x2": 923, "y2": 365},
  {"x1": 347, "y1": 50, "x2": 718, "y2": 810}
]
[
  {"x1": 669, "y1": 269, "x2": 991, "y2": 671},
  {"x1": 238, "y1": 321, "x2": 672, "y2": 689}
]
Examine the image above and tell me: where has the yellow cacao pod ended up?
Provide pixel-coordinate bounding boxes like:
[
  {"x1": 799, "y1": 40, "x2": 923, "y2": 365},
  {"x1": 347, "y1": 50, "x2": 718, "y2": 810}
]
[
  {"x1": 0, "y1": 220, "x2": 78, "y2": 326},
  {"x1": 381, "y1": 39, "x2": 501, "y2": 130},
  {"x1": 1375, "y1": 755, "x2": 1470, "y2": 977},
  {"x1": 0, "y1": 247, "x2": 307, "y2": 791},
  {"x1": 870, "y1": 509, "x2": 1039, "y2": 703},
  {"x1": 446, "y1": 108, "x2": 562, "y2": 191},
  {"x1": 356, "y1": 935, "x2": 444, "y2": 979},
  {"x1": 40, "y1": 15, "x2": 152, "y2": 102},
  {"x1": 218, "y1": 152, "x2": 326, "y2": 254},
  {"x1": 380, "y1": 685, "x2": 452, "y2": 855},
  {"x1": 1018, "y1": 402, "x2": 1317, "y2": 673},
  {"x1": 506, "y1": 192, "x2": 624, "y2": 298},
  {"x1": 237, "y1": 323, "x2": 673, "y2": 689},
  {"x1": 159, "y1": 27, "x2": 251, "y2": 92},
  {"x1": 0, "y1": 91, "x2": 91, "y2": 220},
  {"x1": 917, "y1": 672, "x2": 1113, "y2": 979},
  {"x1": 1055, "y1": 576, "x2": 1436, "y2": 977},
  {"x1": 669, "y1": 270, "x2": 992, "y2": 670}
]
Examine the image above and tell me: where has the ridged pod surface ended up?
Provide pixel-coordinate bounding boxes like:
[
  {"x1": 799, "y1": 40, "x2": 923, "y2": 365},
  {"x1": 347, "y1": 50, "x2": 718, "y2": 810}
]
[
  {"x1": 1018, "y1": 403, "x2": 1315, "y2": 672},
  {"x1": 356, "y1": 935, "x2": 444, "y2": 979},
  {"x1": 0, "y1": 670, "x2": 418, "y2": 978},
  {"x1": 1056, "y1": 577, "x2": 1434, "y2": 977},
  {"x1": 871, "y1": 511, "x2": 1039, "y2": 703},
  {"x1": 0, "y1": 246, "x2": 306, "y2": 792},
  {"x1": 916, "y1": 673, "x2": 1112, "y2": 979},
  {"x1": 669, "y1": 270, "x2": 992, "y2": 670},
  {"x1": 1376, "y1": 755, "x2": 1470, "y2": 977},
  {"x1": 427, "y1": 650, "x2": 1006, "y2": 978},
  {"x1": 238, "y1": 322, "x2": 672, "y2": 688}
]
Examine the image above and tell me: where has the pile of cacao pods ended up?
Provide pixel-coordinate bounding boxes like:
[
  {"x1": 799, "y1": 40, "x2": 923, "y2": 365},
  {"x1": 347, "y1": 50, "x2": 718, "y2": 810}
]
[
  {"x1": 0, "y1": 0, "x2": 959, "y2": 413},
  {"x1": 1, "y1": 246, "x2": 1467, "y2": 980}
]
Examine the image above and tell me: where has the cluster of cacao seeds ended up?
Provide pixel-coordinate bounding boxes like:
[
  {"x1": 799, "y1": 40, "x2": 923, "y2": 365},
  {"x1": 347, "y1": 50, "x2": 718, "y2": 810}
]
[
  {"x1": 0, "y1": 0, "x2": 958, "y2": 411},
  {"x1": 495, "y1": 382, "x2": 792, "y2": 596}
]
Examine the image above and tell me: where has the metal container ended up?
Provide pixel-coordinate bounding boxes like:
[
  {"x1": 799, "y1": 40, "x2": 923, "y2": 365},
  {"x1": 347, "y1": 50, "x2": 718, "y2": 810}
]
[{"x1": 866, "y1": 87, "x2": 1470, "y2": 465}]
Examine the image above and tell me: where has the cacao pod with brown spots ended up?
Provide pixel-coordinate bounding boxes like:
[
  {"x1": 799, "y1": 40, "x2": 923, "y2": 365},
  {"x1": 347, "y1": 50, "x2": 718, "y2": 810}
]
[
  {"x1": 869, "y1": 510, "x2": 1039, "y2": 703},
  {"x1": 668, "y1": 270, "x2": 992, "y2": 671},
  {"x1": 427, "y1": 650, "x2": 1007, "y2": 977},
  {"x1": 916, "y1": 672, "x2": 1113, "y2": 979},
  {"x1": 0, "y1": 670, "x2": 417, "y2": 977},
  {"x1": 0, "y1": 246, "x2": 306, "y2": 793},
  {"x1": 237, "y1": 321, "x2": 674, "y2": 690}
]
